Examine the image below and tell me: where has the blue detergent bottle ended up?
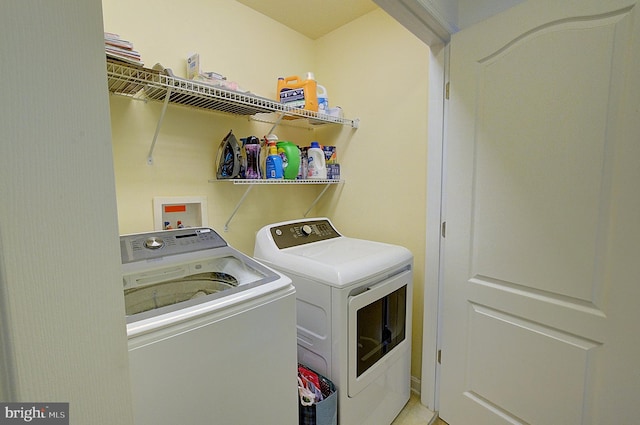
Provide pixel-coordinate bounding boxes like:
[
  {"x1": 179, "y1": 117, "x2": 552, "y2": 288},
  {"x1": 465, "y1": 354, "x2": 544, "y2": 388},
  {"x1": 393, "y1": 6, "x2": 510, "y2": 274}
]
[{"x1": 265, "y1": 143, "x2": 284, "y2": 179}]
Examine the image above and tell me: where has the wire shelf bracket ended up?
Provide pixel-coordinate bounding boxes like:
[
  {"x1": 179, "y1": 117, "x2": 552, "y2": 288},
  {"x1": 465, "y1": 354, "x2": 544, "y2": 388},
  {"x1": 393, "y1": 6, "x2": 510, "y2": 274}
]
[{"x1": 212, "y1": 179, "x2": 343, "y2": 231}]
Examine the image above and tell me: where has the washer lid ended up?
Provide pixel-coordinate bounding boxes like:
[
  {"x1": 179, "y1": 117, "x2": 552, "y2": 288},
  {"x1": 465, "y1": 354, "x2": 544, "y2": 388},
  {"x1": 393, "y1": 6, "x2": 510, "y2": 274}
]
[
  {"x1": 121, "y1": 228, "x2": 291, "y2": 327},
  {"x1": 255, "y1": 219, "x2": 412, "y2": 287}
]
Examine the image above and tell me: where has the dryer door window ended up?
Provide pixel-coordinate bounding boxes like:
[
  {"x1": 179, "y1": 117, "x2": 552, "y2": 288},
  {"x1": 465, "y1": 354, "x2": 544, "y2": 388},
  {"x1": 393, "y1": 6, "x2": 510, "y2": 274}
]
[
  {"x1": 347, "y1": 269, "x2": 411, "y2": 397},
  {"x1": 356, "y1": 285, "x2": 406, "y2": 376}
]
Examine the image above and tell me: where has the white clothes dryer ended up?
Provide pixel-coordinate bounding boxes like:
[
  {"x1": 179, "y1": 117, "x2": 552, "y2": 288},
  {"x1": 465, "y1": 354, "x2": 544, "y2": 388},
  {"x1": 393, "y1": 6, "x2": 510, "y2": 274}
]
[
  {"x1": 121, "y1": 227, "x2": 298, "y2": 425},
  {"x1": 254, "y1": 218, "x2": 413, "y2": 425}
]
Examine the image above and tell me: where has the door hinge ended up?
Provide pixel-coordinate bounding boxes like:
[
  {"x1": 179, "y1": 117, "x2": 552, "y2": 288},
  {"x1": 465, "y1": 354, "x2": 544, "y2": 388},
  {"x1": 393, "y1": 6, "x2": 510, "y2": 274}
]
[
  {"x1": 441, "y1": 221, "x2": 446, "y2": 238},
  {"x1": 445, "y1": 82, "x2": 450, "y2": 100},
  {"x1": 437, "y1": 349, "x2": 442, "y2": 364}
]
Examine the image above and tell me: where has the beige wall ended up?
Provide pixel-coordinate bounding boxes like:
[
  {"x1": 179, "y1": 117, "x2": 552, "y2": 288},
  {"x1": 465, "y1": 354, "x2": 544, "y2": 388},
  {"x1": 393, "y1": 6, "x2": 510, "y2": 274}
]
[
  {"x1": 104, "y1": 0, "x2": 429, "y2": 382},
  {"x1": 104, "y1": 0, "x2": 321, "y2": 253}
]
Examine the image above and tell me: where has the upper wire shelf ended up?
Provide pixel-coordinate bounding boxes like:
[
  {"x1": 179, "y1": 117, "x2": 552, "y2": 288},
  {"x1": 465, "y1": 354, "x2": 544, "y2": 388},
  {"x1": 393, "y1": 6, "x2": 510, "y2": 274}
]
[{"x1": 106, "y1": 60, "x2": 359, "y2": 128}]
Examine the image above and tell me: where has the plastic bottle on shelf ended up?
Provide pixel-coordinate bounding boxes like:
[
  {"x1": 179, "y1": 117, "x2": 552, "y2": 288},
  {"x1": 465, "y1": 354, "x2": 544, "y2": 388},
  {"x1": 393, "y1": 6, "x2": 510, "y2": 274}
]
[
  {"x1": 306, "y1": 141, "x2": 327, "y2": 179},
  {"x1": 317, "y1": 84, "x2": 328, "y2": 114},
  {"x1": 265, "y1": 143, "x2": 284, "y2": 179},
  {"x1": 244, "y1": 143, "x2": 261, "y2": 179},
  {"x1": 277, "y1": 141, "x2": 301, "y2": 180},
  {"x1": 276, "y1": 73, "x2": 318, "y2": 112},
  {"x1": 261, "y1": 134, "x2": 278, "y2": 177}
]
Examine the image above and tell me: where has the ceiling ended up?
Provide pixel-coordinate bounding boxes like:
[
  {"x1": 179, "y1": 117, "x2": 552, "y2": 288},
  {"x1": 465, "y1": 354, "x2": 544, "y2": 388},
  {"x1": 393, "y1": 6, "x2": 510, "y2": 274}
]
[{"x1": 235, "y1": 0, "x2": 379, "y2": 40}]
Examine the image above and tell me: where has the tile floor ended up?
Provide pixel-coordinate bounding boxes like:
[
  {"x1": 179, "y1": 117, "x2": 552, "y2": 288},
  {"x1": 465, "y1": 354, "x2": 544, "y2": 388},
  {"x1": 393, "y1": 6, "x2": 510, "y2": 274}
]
[{"x1": 390, "y1": 393, "x2": 448, "y2": 425}]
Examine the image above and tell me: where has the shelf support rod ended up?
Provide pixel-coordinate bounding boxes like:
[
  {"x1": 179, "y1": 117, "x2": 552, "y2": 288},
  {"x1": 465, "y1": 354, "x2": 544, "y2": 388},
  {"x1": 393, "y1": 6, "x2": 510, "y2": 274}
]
[
  {"x1": 267, "y1": 112, "x2": 285, "y2": 135},
  {"x1": 224, "y1": 184, "x2": 255, "y2": 231},
  {"x1": 304, "y1": 183, "x2": 332, "y2": 217},
  {"x1": 147, "y1": 86, "x2": 173, "y2": 165}
]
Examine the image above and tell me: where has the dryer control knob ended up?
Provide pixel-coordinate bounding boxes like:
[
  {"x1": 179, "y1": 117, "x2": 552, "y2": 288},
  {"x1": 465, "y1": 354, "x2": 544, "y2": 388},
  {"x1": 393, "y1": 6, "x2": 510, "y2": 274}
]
[
  {"x1": 144, "y1": 236, "x2": 165, "y2": 250},
  {"x1": 301, "y1": 225, "x2": 313, "y2": 236}
]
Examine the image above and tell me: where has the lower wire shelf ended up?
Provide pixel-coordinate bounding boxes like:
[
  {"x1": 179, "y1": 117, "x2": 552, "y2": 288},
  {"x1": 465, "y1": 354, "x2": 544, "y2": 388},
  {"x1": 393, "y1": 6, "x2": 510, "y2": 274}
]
[{"x1": 209, "y1": 179, "x2": 343, "y2": 231}]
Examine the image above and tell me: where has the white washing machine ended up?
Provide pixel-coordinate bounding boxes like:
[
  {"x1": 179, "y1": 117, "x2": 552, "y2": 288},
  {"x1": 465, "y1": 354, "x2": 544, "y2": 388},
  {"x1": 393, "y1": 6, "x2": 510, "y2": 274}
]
[
  {"x1": 254, "y1": 218, "x2": 413, "y2": 425},
  {"x1": 121, "y1": 227, "x2": 298, "y2": 425}
]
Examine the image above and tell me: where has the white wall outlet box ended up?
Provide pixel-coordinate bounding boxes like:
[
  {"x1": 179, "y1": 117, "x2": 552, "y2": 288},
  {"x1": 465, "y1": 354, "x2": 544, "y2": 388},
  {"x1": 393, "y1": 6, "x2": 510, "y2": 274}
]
[{"x1": 153, "y1": 196, "x2": 207, "y2": 230}]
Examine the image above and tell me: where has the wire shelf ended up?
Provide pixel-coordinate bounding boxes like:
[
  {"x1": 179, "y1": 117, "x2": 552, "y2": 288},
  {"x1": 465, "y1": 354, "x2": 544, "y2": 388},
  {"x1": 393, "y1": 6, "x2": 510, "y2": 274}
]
[
  {"x1": 209, "y1": 179, "x2": 343, "y2": 231},
  {"x1": 143, "y1": 75, "x2": 276, "y2": 116},
  {"x1": 106, "y1": 62, "x2": 158, "y2": 96},
  {"x1": 213, "y1": 179, "x2": 342, "y2": 185},
  {"x1": 106, "y1": 59, "x2": 359, "y2": 127}
]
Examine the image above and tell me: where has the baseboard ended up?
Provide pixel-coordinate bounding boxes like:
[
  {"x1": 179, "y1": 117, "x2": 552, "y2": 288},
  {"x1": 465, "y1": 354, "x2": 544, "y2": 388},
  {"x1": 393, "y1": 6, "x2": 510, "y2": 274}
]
[
  {"x1": 409, "y1": 375, "x2": 439, "y2": 424},
  {"x1": 411, "y1": 375, "x2": 421, "y2": 395}
]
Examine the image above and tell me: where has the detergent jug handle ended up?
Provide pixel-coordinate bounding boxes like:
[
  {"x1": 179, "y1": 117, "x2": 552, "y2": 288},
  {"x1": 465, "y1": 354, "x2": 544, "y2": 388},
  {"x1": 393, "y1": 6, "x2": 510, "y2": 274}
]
[{"x1": 283, "y1": 76, "x2": 301, "y2": 84}]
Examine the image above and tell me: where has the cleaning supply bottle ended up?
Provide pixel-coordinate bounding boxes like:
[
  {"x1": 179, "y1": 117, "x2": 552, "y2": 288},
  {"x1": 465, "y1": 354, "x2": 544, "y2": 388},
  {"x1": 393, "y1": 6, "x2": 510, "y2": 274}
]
[
  {"x1": 276, "y1": 73, "x2": 318, "y2": 112},
  {"x1": 317, "y1": 84, "x2": 328, "y2": 114},
  {"x1": 277, "y1": 141, "x2": 301, "y2": 180},
  {"x1": 261, "y1": 134, "x2": 278, "y2": 177},
  {"x1": 306, "y1": 141, "x2": 327, "y2": 179},
  {"x1": 265, "y1": 142, "x2": 284, "y2": 179},
  {"x1": 243, "y1": 136, "x2": 261, "y2": 179}
]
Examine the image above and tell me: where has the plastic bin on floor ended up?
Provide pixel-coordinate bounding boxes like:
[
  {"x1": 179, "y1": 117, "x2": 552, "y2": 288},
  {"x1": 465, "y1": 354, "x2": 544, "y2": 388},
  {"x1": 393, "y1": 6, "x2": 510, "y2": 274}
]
[{"x1": 298, "y1": 365, "x2": 337, "y2": 425}]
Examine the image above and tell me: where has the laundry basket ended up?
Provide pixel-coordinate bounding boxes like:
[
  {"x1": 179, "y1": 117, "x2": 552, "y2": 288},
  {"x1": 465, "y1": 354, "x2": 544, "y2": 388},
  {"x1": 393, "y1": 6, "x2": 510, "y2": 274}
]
[{"x1": 298, "y1": 364, "x2": 337, "y2": 425}]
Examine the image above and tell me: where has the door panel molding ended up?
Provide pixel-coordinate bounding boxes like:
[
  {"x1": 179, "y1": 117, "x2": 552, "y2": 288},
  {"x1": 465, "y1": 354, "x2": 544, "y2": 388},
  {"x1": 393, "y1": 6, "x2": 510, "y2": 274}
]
[
  {"x1": 478, "y1": 6, "x2": 633, "y2": 64},
  {"x1": 469, "y1": 8, "x2": 632, "y2": 304}
]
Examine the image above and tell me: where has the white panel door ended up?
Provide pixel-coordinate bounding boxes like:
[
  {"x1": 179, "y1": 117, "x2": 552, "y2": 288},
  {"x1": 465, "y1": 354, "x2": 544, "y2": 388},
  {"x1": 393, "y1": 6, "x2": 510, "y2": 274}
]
[{"x1": 439, "y1": 1, "x2": 640, "y2": 424}]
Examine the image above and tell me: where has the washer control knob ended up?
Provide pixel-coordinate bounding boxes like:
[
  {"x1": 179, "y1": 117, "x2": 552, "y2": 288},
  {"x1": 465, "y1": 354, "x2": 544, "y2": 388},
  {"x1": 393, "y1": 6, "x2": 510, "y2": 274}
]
[
  {"x1": 301, "y1": 225, "x2": 313, "y2": 236},
  {"x1": 144, "y1": 236, "x2": 164, "y2": 250}
]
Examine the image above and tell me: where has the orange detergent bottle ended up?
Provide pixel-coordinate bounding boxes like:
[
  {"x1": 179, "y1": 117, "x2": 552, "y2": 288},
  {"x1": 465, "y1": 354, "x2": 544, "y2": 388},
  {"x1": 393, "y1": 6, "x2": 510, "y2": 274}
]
[{"x1": 276, "y1": 72, "x2": 318, "y2": 112}]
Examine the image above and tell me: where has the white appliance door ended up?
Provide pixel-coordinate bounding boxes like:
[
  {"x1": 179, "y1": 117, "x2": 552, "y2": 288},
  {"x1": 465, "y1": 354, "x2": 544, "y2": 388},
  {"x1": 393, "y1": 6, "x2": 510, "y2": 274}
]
[
  {"x1": 348, "y1": 269, "x2": 411, "y2": 397},
  {"x1": 128, "y1": 287, "x2": 298, "y2": 425},
  {"x1": 439, "y1": 1, "x2": 640, "y2": 424}
]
